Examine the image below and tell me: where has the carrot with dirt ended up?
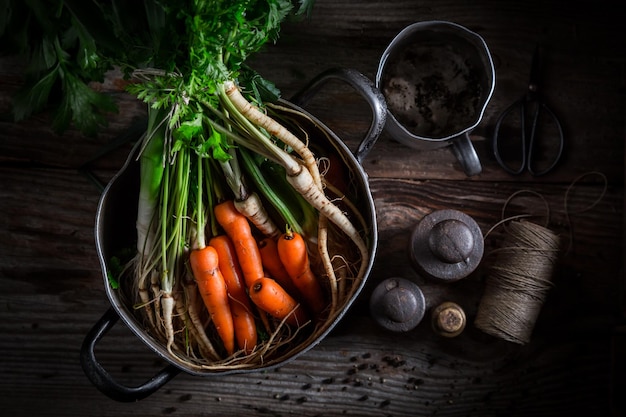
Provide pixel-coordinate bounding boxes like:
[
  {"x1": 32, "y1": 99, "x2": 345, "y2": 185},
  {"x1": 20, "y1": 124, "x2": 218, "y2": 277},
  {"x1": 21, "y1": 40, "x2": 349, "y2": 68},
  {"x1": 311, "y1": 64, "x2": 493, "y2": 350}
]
[
  {"x1": 189, "y1": 245, "x2": 236, "y2": 356},
  {"x1": 249, "y1": 277, "x2": 309, "y2": 327},
  {"x1": 214, "y1": 200, "x2": 265, "y2": 289},
  {"x1": 209, "y1": 235, "x2": 257, "y2": 354},
  {"x1": 277, "y1": 228, "x2": 326, "y2": 316},
  {"x1": 183, "y1": 152, "x2": 235, "y2": 356},
  {"x1": 258, "y1": 237, "x2": 301, "y2": 298}
]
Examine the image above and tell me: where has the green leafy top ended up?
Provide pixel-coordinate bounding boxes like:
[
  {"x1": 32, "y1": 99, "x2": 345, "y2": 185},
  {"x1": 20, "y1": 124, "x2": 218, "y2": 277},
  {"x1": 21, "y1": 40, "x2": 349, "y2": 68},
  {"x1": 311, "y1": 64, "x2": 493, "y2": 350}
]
[{"x1": 1, "y1": 0, "x2": 314, "y2": 135}]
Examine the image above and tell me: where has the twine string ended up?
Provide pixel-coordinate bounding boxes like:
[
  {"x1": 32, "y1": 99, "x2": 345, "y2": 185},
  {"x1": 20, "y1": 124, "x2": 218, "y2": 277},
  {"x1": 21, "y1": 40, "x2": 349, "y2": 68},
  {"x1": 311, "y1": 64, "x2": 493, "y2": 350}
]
[
  {"x1": 475, "y1": 172, "x2": 607, "y2": 344},
  {"x1": 483, "y1": 189, "x2": 551, "y2": 239},
  {"x1": 475, "y1": 221, "x2": 560, "y2": 344},
  {"x1": 563, "y1": 171, "x2": 608, "y2": 254}
]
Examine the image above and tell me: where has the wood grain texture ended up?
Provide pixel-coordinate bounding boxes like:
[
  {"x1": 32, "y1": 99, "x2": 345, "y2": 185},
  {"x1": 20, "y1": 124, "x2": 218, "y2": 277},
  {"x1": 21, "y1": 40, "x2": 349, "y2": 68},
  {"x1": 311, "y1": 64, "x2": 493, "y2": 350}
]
[{"x1": 0, "y1": 0, "x2": 624, "y2": 416}]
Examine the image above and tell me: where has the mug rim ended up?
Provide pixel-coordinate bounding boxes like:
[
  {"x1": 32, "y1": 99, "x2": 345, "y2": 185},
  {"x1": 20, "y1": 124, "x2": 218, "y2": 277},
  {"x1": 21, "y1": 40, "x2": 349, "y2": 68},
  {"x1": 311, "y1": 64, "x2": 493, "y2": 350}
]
[{"x1": 376, "y1": 20, "x2": 496, "y2": 142}]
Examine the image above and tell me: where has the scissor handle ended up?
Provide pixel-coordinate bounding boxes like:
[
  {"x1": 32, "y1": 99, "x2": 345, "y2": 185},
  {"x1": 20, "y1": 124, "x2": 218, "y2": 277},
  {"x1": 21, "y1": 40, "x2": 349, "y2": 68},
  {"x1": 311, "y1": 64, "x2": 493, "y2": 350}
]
[
  {"x1": 493, "y1": 96, "x2": 564, "y2": 176},
  {"x1": 493, "y1": 97, "x2": 527, "y2": 175},
  {"x1": 527, "y1": 101, "x2": 564, "y2": 176}
]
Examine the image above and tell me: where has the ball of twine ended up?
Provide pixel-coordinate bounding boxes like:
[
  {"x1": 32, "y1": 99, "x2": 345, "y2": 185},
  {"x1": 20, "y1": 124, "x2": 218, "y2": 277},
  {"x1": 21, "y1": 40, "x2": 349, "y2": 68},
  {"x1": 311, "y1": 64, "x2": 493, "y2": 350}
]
[{"x1": 474, "y1": 220, "x2": 560, "y2": 344}]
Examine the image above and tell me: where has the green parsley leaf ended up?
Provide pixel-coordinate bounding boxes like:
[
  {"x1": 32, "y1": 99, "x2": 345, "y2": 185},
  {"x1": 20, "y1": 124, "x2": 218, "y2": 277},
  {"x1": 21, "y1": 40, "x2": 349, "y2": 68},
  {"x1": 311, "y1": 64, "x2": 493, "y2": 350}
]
[
  {"x1": 52, "y1": 72, "x2": 117, "y2": 135},
  {"x1": 12, "y1": 65, "x2": 59, "y2": 122},
  {"x1": 205, "y1": 127, "x2": 232, "y2": 163}
]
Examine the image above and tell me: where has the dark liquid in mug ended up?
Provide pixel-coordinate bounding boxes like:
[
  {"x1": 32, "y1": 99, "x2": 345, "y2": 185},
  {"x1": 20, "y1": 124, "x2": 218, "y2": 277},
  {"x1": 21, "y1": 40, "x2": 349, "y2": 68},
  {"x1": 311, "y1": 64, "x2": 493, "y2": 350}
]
[{"x1": 382, "y1": 41, "x2": 483, "y2": 138}]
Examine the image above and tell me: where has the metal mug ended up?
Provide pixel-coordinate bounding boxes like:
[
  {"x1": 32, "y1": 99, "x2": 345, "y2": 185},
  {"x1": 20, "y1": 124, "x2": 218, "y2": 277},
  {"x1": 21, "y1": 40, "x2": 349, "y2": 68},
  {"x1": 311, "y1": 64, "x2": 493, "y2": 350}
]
[{"x1": 376, "y1": 20, "x2": 496, "y2": 177}]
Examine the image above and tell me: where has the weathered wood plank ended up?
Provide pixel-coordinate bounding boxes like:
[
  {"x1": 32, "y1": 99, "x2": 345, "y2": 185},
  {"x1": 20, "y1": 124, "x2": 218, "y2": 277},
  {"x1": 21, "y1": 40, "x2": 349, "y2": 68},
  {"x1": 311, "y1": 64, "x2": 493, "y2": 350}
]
[
  {"x1": 0, "y1": 164, "x2": 621, "y2": 416},
  {"x1": 0, "y1": 0, "x2": 623, "y2": 416}
]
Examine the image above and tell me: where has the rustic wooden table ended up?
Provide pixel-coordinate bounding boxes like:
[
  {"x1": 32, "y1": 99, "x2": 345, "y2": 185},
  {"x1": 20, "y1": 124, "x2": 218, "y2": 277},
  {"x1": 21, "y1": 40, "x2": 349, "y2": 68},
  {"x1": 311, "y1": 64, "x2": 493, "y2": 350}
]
[{"x1": 1, "y1": 1, "x2": 624, "y2": 416}]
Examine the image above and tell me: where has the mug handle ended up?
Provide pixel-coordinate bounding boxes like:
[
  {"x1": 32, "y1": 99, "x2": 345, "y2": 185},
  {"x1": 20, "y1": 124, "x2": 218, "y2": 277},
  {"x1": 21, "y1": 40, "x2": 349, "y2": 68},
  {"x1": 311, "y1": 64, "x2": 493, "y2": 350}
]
[
  {"x1": 450, "y1": 132, "x2": 482, "y2": 176},
  {"x1": 80, "y1": 308, "x2": 181, "y2": 402},
  {"x1": 290, "y1": 67, "x2": 387, "y2": 163}
]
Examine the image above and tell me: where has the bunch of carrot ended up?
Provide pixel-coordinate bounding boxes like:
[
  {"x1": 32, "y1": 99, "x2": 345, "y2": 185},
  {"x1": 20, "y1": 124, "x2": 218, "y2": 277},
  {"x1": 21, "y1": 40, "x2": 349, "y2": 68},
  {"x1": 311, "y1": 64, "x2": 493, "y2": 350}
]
[
  {"x1": 74, "y1": 1, "x2": 372, "y2": 370},
  {"x1": 5, "y1": 0, "x2": 371, "y2": 371},
  {"x1": 123, "y1": 85, "x2": 369, "y2": 371},
  {"x1": 188, "y1": 200, "x2": 326, "y2": 357}
]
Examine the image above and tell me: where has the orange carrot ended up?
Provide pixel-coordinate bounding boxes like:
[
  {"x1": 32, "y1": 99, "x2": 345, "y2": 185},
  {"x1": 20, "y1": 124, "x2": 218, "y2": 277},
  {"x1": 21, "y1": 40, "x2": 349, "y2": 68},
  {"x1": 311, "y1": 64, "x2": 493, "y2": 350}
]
[
  {"x1": 209, "y1": 235, "x2": 257, "y2": 354},
  {"x1": 258, "y1": 237, "x2": 301, "y2": 298},
  {"x1": 249, "y1": 277, "x2": 309, "y2": 327},
  {"x1": 189, "y1": 245, "x2": 235, "y2": 356},
  {"x1": 214, "y1": 200, "x2": 265, "y2": 288},
  {"x1": 277, "y1": 230, "x2": 326, "y2": 316}
]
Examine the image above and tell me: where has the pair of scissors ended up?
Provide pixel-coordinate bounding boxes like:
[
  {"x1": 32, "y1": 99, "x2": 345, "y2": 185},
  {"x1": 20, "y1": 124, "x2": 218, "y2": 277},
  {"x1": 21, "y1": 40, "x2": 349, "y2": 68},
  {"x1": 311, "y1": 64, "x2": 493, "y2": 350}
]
[{"x1": 493, "y1": 45, "x2": 564, "y2": 176}]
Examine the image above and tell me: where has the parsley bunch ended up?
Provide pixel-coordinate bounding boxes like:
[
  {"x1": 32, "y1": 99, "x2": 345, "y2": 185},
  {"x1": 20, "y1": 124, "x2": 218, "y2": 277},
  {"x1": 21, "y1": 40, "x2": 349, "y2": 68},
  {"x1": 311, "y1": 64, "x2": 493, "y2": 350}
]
[{"x1": 1, "y1": 0, "x2": 313, "y2": 135}]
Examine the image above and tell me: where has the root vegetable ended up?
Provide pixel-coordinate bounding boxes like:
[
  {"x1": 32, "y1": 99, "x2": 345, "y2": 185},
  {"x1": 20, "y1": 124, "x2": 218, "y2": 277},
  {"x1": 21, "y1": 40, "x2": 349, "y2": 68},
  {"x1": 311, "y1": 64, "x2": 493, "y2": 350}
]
[
  {"x1": 234, "y1": 192, "x2": 280, "y2": 239},
  {"x1": 277, "y1": 229, "x2": 326, "y2": 316},
  {"x1": 209, "y1": 235, "x2": 257, "y2": 354},
  {"x1": 214, "y1": 200, "x2": 265, "y2": 288},
  {"x1": 249, "y1": 277, "x2": 309, "y2": 328},
  {"x1": 258, "y1": 237, "x2": 301, "y2": 298},
  {"x1": 189, "y1": 246, "x2": 236, "y2": 356}
]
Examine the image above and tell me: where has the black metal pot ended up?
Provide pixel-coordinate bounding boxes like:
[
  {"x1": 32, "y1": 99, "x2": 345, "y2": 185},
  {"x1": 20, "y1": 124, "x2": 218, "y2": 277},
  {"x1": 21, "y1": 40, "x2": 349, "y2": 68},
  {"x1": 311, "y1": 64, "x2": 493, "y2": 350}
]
[{"x1": 80, "y1": 68, "x2": 387, "y2": 402}]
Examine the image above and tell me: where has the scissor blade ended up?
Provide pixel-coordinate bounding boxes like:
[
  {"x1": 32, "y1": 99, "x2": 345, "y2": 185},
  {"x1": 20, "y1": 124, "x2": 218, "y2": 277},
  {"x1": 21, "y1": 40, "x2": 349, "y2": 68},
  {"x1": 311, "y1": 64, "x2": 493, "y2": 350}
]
[{"x1": 528, "y1": 102, "x2": 564, "y2": 176}]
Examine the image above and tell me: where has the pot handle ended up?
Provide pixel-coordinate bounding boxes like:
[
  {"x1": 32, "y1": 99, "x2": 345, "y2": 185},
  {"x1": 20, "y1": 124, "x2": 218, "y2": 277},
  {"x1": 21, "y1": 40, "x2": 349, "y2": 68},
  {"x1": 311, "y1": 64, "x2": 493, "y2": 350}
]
[
  {"x1": 80, "y1": 308, "x2": 181, "y2": 402},
  {"x1": 290, "y1": 67, "x2": 387, "y2": 164},
  {"x1": 450, "y1": 131, "x2": 483, "y2": 177}
]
